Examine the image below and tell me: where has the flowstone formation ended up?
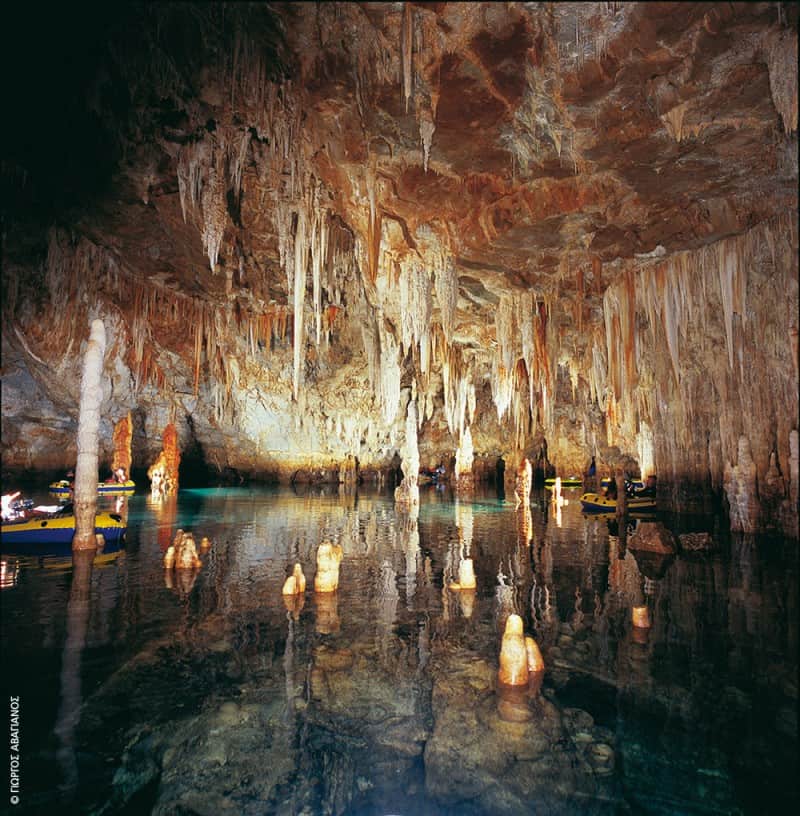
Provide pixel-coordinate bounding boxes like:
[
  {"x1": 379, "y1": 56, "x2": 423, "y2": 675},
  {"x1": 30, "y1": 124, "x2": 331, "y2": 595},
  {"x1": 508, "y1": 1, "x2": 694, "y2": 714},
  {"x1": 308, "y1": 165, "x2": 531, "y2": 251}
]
[{"x1": 1, "y1": 2, "x2": 798, "y2": 535}]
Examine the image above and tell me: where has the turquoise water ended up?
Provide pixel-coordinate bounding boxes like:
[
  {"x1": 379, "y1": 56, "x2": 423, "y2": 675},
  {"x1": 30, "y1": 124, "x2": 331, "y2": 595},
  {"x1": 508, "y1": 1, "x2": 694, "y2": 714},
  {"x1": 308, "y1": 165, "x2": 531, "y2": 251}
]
[{"x1": 0, "y1": 484, "x2": 797, "y2": 815}]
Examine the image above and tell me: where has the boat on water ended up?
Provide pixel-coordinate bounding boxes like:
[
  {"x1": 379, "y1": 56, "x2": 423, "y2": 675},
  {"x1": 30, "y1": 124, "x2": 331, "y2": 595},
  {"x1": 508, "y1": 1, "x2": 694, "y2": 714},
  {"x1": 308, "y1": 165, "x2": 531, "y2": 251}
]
[
  {"x1": 580, "y1": 492, "x2": 656, "y2": 512},
  {"x1": 49, "y1": 479, "x2": 136, "y2": 496},
  {"x1": 600, "y1": 478, "x2": 644, "y2": 491},
  {"x1": 1, "y1": 502, "x2": 127, "y2": 549},
  {"x1": 544, "y1": 476, "x2": 583, "y2": 488}
]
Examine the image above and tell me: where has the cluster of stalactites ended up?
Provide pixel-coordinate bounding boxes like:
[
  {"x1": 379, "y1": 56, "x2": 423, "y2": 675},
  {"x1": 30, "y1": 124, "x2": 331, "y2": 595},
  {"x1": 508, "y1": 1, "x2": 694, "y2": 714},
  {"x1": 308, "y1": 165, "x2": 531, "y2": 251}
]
[
  {"x1": 441, "y1": 343, "x2": 476, "y2": 440},
  {"x1": 399, "y1": 259, "x2": 433, "y2": 376},
  {"x1": 764, "y1": 25, "x2": 798, "y2": 135},
  {"x1": 598, "y1": 213, "x2": 797, "y2": 472},
  {"x1": 273, "y1": 181, "x2": 340, "y2": 402},
  {"x1": 490, "y1": 292, "x2": 553, "y2": 444},
  {"x1": 176, "y1": 126, "x2": 251, "y2": 272},
  {"x1": 379, "y1": 320, "x2": 402, "y2": 427}
]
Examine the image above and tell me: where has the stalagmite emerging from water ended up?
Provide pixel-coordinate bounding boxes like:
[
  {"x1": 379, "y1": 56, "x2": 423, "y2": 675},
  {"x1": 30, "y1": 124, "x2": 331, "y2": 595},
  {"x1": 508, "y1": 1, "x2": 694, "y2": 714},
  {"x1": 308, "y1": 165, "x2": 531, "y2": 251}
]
[
  {"x1": 163, "y1": 545, "x2": 175, "y2": 570},
  {"x1": 449, "y1": 557, "x2": 476, "y2": 590},
  {"x1": 525, "y1": 636, "x2": 545, "y2": 674},
  {"x1": 314, "y1": 541, "x2": 343, "y2": 592},
  {"x1": 175, "y1": 533, "x2": 202, "y2": 569},
  {"x1": 498, "y1": 614, "x2": 529, "y2": 687},
  {"x1": 282, "y1": 563, "x2": 307, "y2": 595},
  {"x1": 164, "y1": 530, "x2": 202, "y2": 570},
  {"x1": 514, "y1": 458, "x2": 532, "y2": 507},
  {"x1": 632, "y1": 605, "x2": 651, "y2": 629}
]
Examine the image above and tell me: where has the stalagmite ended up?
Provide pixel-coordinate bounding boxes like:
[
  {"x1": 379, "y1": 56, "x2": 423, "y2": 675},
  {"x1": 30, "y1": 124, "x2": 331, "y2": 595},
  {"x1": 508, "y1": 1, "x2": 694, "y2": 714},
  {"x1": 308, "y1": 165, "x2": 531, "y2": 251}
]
[
  {"x1": 449, "y1": 558, "x2": 476, "y2": 591},
  {"x1": 498, "y1": 614, "x2": 529, "y2": 687},
  {"x1": 163, "y1": 545, "x2": 175, "y2": 570},
  {"x1": 525, "y1": 636, "x2": 545, "y2": 674},
  {"x1": 514, "y1": 457, "x2": 532, "y2": 507},
  {"x1": 632, "y1": 605, "x2": 651, "y2": 629},
  {"x1": 454, "y1": 425, "x2": 474, "y2": 493},
  {"x1": 175, "y1": 533, "x2": 202, "y2": 569},
  {"x1": 282, "y1": 563, "x2": 307, "y2": 595},
  {"x1": 73, "y1": 319, "x2": 106, "y2": 550},
  {"x1": 395, "y1": 398, "x2": 420, "y2": 506},
  {"x1": 314, "y1": 541, "x2": 343, "y2": 593},
  {"x1": 111, "y1": 413, "x2": 133, "y2": 482}
]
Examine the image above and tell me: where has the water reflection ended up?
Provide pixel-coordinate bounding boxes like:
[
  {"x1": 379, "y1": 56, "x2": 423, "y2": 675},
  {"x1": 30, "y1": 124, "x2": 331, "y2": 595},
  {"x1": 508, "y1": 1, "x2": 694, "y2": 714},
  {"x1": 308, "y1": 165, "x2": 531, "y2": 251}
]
[{"x1": 0, "y1": 486, "x2": 796, "y2": 815}]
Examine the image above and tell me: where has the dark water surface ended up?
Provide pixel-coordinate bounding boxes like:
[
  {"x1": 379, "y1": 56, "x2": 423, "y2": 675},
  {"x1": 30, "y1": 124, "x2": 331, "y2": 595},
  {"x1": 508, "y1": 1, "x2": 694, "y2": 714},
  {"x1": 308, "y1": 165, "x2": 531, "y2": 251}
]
[{"x1": 1, "y1": 484, "x2": 797, "y2": 815}]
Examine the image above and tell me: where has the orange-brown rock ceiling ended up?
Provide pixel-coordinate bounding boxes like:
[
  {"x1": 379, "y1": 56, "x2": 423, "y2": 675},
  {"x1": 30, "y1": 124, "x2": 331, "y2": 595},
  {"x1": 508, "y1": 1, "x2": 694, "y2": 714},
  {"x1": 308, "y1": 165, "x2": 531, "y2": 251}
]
[{"x1": 1, "y1": 2, "x2": 797, "y2": 535}]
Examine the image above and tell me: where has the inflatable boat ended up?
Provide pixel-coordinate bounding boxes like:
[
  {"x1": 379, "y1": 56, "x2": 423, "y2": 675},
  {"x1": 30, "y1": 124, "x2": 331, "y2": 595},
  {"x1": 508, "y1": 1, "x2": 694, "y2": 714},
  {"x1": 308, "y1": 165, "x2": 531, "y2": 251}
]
[
  {"x1": 580, "y1": 492, "x2": 656, "y2": 513},
  {"x1": 49, "y1": 479, "x2": 136, "y2": 496},
  {"x1": 1, "y1": 507, "x2": 127, "y2": 549},
  {"x1": 544, "y1": 476, "x2": 583, "y2": 488}
]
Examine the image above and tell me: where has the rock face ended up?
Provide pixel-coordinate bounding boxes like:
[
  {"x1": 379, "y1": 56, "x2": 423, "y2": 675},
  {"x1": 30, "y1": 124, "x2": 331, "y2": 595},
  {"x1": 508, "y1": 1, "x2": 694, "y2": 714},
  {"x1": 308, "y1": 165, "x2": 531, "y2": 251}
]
[{"x1": 2, "y1": 3, "x2": 798, "y2": 535}]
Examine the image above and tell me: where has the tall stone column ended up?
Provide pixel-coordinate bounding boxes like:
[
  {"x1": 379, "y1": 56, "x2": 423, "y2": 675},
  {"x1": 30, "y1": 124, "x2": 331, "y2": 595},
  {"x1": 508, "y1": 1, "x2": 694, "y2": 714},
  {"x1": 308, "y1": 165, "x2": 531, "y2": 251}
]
[
  {"x1": 454, "y1": 424, "x2": 474, "y2": 494},
  {"x1": 73, "y1": 319, "x2": 106, "y2": 550},
  {"x1": 394, "y1": 398, "x2": 420, "y2": 507}
]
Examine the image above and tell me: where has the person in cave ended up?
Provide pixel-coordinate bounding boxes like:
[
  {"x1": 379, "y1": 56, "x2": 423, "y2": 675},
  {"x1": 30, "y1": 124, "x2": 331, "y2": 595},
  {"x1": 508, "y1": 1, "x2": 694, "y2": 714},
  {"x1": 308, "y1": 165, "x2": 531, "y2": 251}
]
[
  {"x1": 635, "y1": 474, "x2": 657, "y2": 498},
  {"x1": 604, "y1": 477, "x2": 618, "y2": 500},
  {"x1": 587, "y1": 455, "x2": 596, "y2": 477}
]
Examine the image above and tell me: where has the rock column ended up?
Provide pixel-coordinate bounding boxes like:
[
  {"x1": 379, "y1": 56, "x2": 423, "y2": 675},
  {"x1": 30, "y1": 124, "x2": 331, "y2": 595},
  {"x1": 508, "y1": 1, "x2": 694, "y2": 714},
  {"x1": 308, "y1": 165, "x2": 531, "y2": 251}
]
[{"x1": 73, "y1": 319, "x2": 106, "y2": 550}]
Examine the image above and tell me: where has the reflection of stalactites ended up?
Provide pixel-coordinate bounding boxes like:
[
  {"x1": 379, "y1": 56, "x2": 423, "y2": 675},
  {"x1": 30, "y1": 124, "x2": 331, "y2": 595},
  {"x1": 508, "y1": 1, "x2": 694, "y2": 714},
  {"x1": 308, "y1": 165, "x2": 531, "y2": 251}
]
[
  {"x1": 377, "y1": 560, "x2": 399, "y2": 630},
  {"x1": 315, "y1": 591, "x2": 340, "y2": 634},
  {"x1": 284, "y1": 613, "x2": 296, "y2": 719},
  {"x1": 514, "y1": 458, "x2": 532, "y2": 508},
  {"x1": 416, "y1": 617, "x2": 430, "y2": 677},
  {"x1": 282, "y1": 593, "x2": 305, "y2": 620},
  {"x1": 401, "y1": 507, "x2": 420, "y2": 605},
  {"x1": 496, "y1": 562, "x2": 516, "y2": 623},
  {"x1": 54, "y1": 550, "x2": 94, "y2": 798},
  {"x1": 516, "y1": 503, "x2": 533, "y2": 549},
  {"x1": 455, "y1": 499, "x2": 473, "y2": 557},
  {"x1": 572, "y1": 586, "x2": 585, "y2": 629}
]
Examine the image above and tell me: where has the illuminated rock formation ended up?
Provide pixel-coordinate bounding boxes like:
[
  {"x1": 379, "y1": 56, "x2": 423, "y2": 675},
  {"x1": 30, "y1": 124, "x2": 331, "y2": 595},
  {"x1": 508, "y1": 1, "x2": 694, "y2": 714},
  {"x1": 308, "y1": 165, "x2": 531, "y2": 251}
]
[
  {"x1": 73, "y1": 319, "x2": 106, "y2": 550},
  {"x1": 498, "y1": 614, "x2": 529, "y2": 688},
  {"x1": 449, "y1": 558, "x2": 477, "y2": 591},
  {"x1": 1, "y1": 3, "x2": 797, "y2": 537},
  {"x1": 111, "y1": 413, "x2": 133, "y2": 484},
  {"x1": 314, "y1": 541, "x2": 343, "y2": 593},
  {"x1": 514, "y1": 458, "x2": 532, "y2": 507},
  {"x1": 282, "y1": 563, "x2": 307, "y2": 596}
]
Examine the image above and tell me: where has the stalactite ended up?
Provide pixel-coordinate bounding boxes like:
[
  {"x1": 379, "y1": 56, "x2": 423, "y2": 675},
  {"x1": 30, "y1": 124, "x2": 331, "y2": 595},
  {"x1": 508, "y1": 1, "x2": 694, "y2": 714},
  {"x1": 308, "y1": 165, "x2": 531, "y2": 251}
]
[
  {"x1": 380, "y1": 323, "x2": 402, "y2": 427},
  {"x1": 293, "y1": 206, "x2": 308, "y2": 401},
  {"x1": 661, "y1": 101, "x2": 688, "y2": 142},
  {"x1": 764, "y1": 26, "x2": 798, "y2": 134},
  {"x1": 401, "y1": 2, "x2": 413, "y2": 113},
  {"x1": 435, "y1": 257, "x2": 458, "y2": 344},
  {"x1": 419, "y1": 106, "x2": 435, "y2": 172}
]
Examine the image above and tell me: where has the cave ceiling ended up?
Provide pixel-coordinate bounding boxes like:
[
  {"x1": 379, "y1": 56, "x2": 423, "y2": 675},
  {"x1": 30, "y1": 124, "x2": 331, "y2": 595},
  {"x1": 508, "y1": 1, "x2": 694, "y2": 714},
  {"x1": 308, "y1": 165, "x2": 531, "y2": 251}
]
[{"x1": 1, "y1": 1, "x2": 798, "y2": 478}]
